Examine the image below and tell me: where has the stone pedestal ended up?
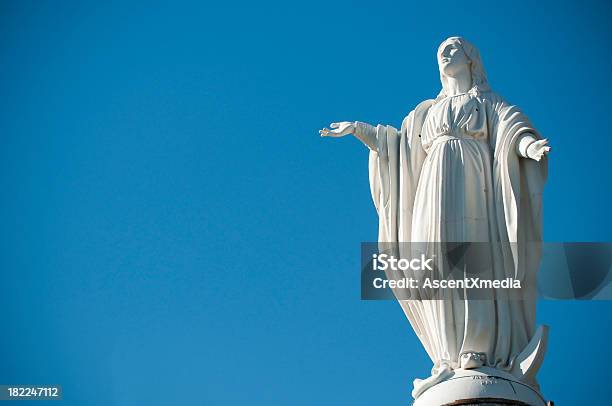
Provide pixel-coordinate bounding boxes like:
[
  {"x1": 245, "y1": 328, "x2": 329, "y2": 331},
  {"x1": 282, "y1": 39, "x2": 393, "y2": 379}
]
[{"x1": 412, "y1": 367, "x2": 549, "y2": 406}]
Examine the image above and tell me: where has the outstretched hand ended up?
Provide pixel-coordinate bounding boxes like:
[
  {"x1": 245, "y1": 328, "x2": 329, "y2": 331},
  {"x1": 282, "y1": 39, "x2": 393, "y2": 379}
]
[
  {"x1": 526, "y1": 139, "x2": 551, "y2": 162},
  {"x1": 319, "y1": 121, "x2": 355, "y2": 138}
]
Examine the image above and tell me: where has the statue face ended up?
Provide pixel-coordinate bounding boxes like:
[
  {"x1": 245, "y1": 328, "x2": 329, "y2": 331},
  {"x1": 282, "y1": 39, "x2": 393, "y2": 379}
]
[{"x1": 438, "y1": 40, "x2": 471, "y2": 78}]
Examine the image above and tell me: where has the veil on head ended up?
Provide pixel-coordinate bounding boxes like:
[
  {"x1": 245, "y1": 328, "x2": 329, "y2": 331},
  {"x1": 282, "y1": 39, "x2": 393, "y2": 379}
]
[{"x1": 435, "y1": 36, "x2": 490, "y2": 101}]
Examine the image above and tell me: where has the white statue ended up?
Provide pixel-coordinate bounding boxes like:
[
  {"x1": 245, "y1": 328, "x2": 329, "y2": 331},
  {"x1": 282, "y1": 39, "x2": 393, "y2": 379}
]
[{"x1": 321, "y1": 37, "x2": 551, "y2": 404}]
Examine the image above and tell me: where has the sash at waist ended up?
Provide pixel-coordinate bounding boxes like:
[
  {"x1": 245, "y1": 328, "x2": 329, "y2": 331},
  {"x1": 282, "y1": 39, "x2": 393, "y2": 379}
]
[
  {"x1": 432, "y1": 135, "x2": 460, "y2": 145},
  {"x1": 428, "y1": 134, "x2": 482, "y2": 148}
]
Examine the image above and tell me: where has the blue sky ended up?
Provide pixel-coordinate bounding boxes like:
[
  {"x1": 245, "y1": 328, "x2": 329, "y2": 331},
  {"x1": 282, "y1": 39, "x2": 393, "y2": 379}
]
[{"x1": 0, "y1": 0, "x2": 610, "y2": 404}]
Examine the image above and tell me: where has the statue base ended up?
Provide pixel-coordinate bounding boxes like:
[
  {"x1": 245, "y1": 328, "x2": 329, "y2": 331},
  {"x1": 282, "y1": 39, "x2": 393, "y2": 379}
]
[{"x1": 412, "y1": 367, "x2": 549, "y2": 406}]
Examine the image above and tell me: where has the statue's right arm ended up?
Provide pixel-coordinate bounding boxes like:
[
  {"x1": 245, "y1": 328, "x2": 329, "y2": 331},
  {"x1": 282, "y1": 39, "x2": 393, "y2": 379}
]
[
  {"x1": 352, "y1": 121, "x2": 378, "y2": 151},
  {"x1": 319, "y1": 121, "x2": 379, "y2": 151}
]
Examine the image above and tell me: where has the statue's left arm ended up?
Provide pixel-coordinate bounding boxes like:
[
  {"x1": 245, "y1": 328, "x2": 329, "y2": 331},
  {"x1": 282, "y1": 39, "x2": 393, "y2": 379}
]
[
  {"x1": 488, "y1": 95, "x2": 551, "y2": 162},
  {"x1": 515, "y1": 133, "x2": 551, "y2": 162}
]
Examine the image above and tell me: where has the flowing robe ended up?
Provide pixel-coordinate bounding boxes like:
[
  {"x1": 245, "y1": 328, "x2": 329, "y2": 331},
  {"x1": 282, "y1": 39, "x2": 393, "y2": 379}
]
[{"x1": 366, "y1": 91, "x2": 547, "y2": 390}]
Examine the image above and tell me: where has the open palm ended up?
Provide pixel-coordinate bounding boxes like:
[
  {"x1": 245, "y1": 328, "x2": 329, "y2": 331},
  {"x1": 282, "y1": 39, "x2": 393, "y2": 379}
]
[
  {"x1": 319, "y1": 122, "x2": 354, "y2": 137},
  {"x1": 526, "y1": 139, "x2": 551, "y2": 161}
]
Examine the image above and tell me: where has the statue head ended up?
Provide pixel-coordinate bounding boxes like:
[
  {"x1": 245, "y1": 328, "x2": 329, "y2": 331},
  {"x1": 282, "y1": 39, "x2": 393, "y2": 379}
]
[{"x1": 436, "y1": 37, "x2": 490, "y2": 100}]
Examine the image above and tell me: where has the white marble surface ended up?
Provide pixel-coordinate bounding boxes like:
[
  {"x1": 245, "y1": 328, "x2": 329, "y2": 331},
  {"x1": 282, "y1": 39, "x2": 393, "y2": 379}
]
[
  {"x1": 321, "y1": 37, "x2": 551, "y2": 403},
  {"x1": 413, "y1": 367, "x2": 547, "y2": 406}
]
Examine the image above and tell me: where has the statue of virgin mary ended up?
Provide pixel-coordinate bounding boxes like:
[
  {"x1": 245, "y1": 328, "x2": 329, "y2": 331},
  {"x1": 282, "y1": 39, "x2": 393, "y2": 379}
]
[{"x1": 321, "y1": 37, "x2": 551, "y2": 402}]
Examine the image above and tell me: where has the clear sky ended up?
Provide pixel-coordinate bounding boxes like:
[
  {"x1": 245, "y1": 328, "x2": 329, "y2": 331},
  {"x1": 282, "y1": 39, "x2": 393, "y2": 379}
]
[{"x1": 1, "y1": 0, "x2": 611, "y2": 405}]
